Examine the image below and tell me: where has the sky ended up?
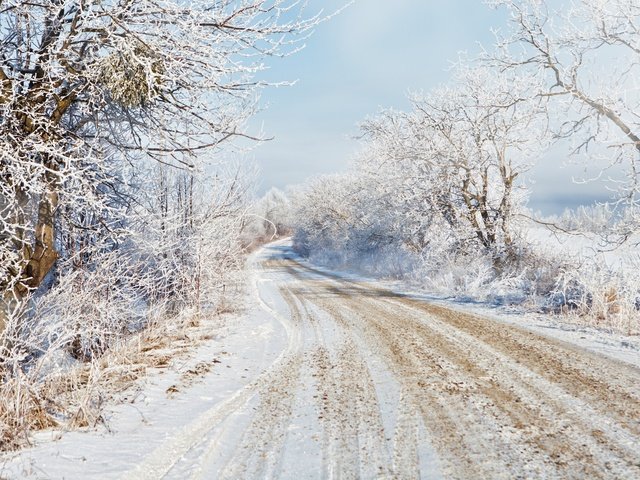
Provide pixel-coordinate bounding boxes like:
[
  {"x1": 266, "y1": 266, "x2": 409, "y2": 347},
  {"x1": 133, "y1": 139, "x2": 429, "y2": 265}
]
[{"x1": 246, "y1": 0, "x2": 615, "y2": 214}]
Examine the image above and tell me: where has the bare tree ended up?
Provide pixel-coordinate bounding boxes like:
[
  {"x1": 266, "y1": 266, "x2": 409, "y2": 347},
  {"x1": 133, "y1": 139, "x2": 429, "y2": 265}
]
[
  {"x1": 359, "y1": 67, "x2": 544, "y2": 261},
  {"x1": 0, "y1": 0, "x2": 319, "y2": 331},
  {"x1": 489, "y1": 0, "x2": 640, "y2": 209}
]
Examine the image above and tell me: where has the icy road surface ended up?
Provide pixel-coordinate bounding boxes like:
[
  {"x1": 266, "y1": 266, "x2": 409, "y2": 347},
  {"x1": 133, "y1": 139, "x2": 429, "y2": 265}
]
[
  {"x1": 127, "y1": 241, "x2": 640, "y2": 479},
  {"x1": 5, "y1": 240, "x2": 640, "y2": 479}
]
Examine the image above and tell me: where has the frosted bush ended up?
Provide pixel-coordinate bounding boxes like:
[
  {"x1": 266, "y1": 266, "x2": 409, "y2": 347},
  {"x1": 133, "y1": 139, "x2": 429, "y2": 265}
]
[{"x1": 549, "y1": 256, "x2": 640, "y2": 334}]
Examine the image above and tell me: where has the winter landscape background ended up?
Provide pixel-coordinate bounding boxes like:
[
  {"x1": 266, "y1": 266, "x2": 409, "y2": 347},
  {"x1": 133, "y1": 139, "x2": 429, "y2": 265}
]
[{"x1": 1, "y1": 1, "x2": 639, "y2": 478}]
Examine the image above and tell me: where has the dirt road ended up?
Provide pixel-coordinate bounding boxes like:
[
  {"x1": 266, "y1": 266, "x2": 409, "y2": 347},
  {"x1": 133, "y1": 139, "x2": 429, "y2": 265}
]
[{"x1": 128, "y1": 242, "x2": 640, "y2": 479}]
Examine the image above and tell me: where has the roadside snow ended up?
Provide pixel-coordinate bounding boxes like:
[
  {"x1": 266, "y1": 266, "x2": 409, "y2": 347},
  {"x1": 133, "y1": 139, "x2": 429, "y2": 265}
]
[{"x1": 0, "y1": 248, "x2": 290, "y2": 480}]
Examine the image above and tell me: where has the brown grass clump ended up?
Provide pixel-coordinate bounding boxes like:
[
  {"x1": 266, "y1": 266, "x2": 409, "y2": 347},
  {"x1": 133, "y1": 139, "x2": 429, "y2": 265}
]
[
  {"x1": 0, "y1": 297, "x2": 237, "y2": 452},
  {"x1": 0, "y1": 372, "x2": 59, "y2": 451}
]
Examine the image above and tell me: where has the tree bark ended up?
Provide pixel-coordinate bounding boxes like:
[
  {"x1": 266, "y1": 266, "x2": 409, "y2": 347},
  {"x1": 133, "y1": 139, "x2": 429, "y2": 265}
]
[{"x1": 0, "y1": 172, "x2": 59, "y2": 335}]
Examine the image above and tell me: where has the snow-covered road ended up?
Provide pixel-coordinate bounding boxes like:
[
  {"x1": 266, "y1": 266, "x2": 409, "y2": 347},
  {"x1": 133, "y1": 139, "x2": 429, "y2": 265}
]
[
  {"x1": 4, "y1": 240, "x2": 640, "y2": 479},
  {"x1": 126, "y1": 241, "x2": 640, "y2": 479}
]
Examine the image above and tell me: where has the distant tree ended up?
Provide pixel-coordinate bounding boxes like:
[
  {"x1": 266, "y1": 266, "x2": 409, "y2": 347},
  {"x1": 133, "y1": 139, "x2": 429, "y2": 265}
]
[
  {"x1": 257, "y1": 187, "x2": 293, "y2": 237},
  {"x1": 360, "y1": 67, "x2": 545, "y2": 261},
  {"x1": 0, "y1": 0, "x2": 319, "y2": 330},
  {"x1": 291, "y1": 174, "x2": 365, "y2": 257}
]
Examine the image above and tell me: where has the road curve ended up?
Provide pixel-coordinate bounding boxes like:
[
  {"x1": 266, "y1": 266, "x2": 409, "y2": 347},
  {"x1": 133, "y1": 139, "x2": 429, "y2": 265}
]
[{"x1": 129, "y1": 242, "x2": 640, "y2": 480}]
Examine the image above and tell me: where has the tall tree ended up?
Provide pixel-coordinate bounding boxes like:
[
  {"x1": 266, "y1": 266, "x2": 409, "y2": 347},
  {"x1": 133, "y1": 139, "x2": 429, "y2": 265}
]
[
  {"x1": 490, "y1": 0, "x2": 640, "y2": 211},
  {"x1": 359, "y1": 67, "x2": 544, "y2": 260},
  {"x1": 0, "y1": 0, "x2": 318, "y2": 331}
]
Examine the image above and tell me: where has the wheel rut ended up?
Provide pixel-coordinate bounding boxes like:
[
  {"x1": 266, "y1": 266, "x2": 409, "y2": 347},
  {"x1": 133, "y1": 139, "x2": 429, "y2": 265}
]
[
  {"x1": 126, "y1": 250, "x2": 640, "y2": 480},
  {"x1": 285, "y1": 257, "x2": 640, "y2": 479}
]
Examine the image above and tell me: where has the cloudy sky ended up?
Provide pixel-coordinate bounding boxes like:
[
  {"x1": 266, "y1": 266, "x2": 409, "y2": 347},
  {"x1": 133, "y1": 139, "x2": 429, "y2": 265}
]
[{"x1": 247, "y1": 0, "x2": 613, "y2": 214}]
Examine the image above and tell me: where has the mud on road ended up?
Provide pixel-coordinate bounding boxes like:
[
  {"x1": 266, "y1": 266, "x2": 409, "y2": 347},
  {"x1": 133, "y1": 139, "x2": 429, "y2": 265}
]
[{"x1": 131, "y1": 246, "x2": 640, "y2": 480}]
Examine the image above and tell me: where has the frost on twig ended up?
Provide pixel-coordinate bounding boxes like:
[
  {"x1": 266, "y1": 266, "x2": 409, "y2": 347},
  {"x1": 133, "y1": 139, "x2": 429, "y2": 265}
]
[{"x1": 0, "y1": 0, "x2": 322, "y2": 448}]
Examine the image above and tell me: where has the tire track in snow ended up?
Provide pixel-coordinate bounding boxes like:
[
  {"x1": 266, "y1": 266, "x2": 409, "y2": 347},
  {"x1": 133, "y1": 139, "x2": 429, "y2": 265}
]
[
  {"x1": 382, "y1": 297, "x2": 640, "y2": 472},
  {"x1": 215, "y1": 354, "x2": 303, "y2": 479},
  {"x1": 211, "y1": 286, "x2": 306, "y2": 479},
  {"x1": 303, "y1": 290, "x2": 425, "y2": 479},
  {"x1": 310, "y1": 341, "x2": 393, "y2": 479},
  {"x1": 391, "y1": 389, "x2": 420, "y2": 479},
  {"x1": 120, "y1": 260, "x2": 302, "y2": 480},
  {"x1": 364, "y1": 299, "x2": 621, "y2": 478},
  {"x1": 124, "y1": 248, "x2": 640, "y2": 479},
  {"x1": 193, "y1": 282, "x2": 333, "y2": 480},
  {"x1": 403, "y1": 299, "x2": 640, "y2": 434},
  {"x1": 286, "y1": 255, "x2": 640, "y2": 422},
  {"x1": 194, "y1": 284, "x2": 320, "y2": 479},
  {"x1": 285, "y1": 282, "x2": 394, "y2": 479},
  {"x1": 301, "y1": 266, "x2": 640, "y2": 479},
  {"x1": 312, "y1": 294, "x2": 489, "y2": 479}
]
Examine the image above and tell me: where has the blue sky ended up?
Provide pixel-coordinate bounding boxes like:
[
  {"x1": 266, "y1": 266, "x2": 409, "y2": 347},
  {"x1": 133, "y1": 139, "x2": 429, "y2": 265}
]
[{"x1": 247, "y1": 0, "x2": 613, "y2": 214}]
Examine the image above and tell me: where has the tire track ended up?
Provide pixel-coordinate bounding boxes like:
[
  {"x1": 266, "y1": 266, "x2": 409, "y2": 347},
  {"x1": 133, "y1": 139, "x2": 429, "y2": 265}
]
[
  {"x1": 291, "y1": 260, "x2": 640, "y2": 479},
  {"x1": 213, "y1": 284, "x2": 308, "y2": 479},
  {"x1": 289, "y1": 283, "x2": 393, "y2": 478},
  {"x1": 401, "y1": 299, "x2": 640, "y2": 432},
  {"x1": 216, "y1": 354, "x2": 303, "y2": 480},
  {"x1": 361, "y1": 298, "x2": 635, "y2": 479},
  {"x1": 312, "y1": 294, "x2": 518, "y2": 479},
  {"x1": 121, "y1": 259, "x2": 303, "y2": 480},
  {"x1": 391, "y1": 388, "x2": 420, "y2": 479},
  {"x1": 286, "y1": 256, "x2": 640, "y2": 419},
  {"x1": 124, "y1": 251, "x2": 640, "y2": 480},
  {"x1": 312, "y1": 341, "x2": 392, "y2": 479}
]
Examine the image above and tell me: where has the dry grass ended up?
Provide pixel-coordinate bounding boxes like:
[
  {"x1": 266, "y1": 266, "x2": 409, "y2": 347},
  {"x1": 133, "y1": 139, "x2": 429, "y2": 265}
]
[{"x1": 0, "y1": 297, "x2": 239, "y2": 453}]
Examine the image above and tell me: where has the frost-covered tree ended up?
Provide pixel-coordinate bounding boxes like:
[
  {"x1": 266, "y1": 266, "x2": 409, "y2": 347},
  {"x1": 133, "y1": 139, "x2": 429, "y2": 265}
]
[
  {"x1": 292, "y1": 174, "x2": 359, "y2": 257},
  {"x1": 489, "y1": 0, "x2": 640, "y2": 212},
  {"x1": 0, "y1": 0, "x2": 318, "y2": 331},
  {"x1": 360, "y1": 67, "x2": 545, "y2": 260},
  {"x1": 291, "y1": 67, "x2": 546, "y2": 279},
  {"x1": 249, "y1": 187, "x2": 293, "y2": 240}
]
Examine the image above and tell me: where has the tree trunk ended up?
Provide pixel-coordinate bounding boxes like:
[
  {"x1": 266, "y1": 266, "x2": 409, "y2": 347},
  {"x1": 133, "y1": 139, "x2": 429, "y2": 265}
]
[
  {"x1": 0, "y1": 176, "x2": 59, "y2": 335},
  {"x1": 26, "y1": 185, "x2": 59, "y2": 289}
]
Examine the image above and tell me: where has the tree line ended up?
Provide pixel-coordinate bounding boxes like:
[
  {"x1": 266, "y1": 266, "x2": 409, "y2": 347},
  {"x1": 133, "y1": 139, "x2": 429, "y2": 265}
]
[{"x1": 287, "y1": 0, "x2": 640, "y2": 329}]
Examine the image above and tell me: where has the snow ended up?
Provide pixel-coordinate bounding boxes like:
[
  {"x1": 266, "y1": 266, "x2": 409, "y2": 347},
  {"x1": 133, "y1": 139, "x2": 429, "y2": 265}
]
[
  {"x1": 1, "y1": 247, "x2": 291, "y2": 479},
  {"x1": 1, "y1": 239, "x2": 638, "y2": 479}
]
